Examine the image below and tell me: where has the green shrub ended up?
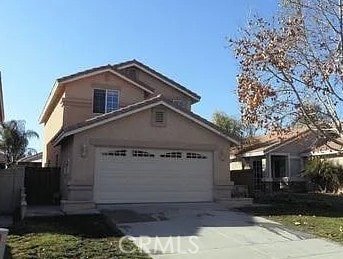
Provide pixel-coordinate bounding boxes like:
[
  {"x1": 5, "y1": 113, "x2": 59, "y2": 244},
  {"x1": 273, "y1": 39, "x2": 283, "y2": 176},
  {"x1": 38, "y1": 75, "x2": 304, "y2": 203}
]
[{"x1": 303, "y1": 158, "x2": 343, "y2": 193}]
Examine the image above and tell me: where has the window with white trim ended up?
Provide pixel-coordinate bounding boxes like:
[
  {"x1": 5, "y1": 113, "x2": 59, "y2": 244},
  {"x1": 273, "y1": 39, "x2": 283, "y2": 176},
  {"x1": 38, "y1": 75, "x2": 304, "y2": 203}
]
[{"x1": 93, "y1": 89, "x2": 119, "y2": 113}]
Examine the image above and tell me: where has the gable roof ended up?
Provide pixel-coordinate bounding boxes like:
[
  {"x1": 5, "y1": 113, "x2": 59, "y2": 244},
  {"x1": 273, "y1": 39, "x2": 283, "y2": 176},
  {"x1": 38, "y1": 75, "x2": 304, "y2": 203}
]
[
  {"x1": 52, "y1": 95, "x2": 240, "y2": 146},
  {"x1": 304, "y1": 137, "x2": 343, "y2": 156},
  {"x1": 39, "y1": 64, "x2": 155, "y2": 124},
  {"x1": 115, "y1": 60, "x2": 201, "y2": 102},
  {"x1": 17, "y1": 152, "x2": 43, "y2": 163},
  {"x1": 232, "y1": 128, "x2": 311, "y2": 158},
  {"x1": 39, "y1": 60, "x2": 201, "y2": 124}
]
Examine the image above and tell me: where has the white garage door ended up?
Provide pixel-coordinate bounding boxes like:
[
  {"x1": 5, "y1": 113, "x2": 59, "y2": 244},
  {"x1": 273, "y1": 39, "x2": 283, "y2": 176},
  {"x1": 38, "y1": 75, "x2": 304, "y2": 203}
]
[{"x1": 93, "y1": 147, "x2": 213, "y2": 203}]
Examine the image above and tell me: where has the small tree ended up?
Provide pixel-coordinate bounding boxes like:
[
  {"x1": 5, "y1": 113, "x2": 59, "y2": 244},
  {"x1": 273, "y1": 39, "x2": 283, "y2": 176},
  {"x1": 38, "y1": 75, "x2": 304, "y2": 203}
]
[
  {"x1": 229, "y1": 0, "x2": 343, "y2": 149},
  {"x1": 212, "y1": 111, "x2": 242, "y2": 137},
  {"x1": 212, "y1": 111, "x2": 257, "y2": 138},
  {"x1": 0, "y1": 120, "x2": 39, "y2": 167},
  {"x1": 303, "y1": 158, "x2": 343, "y2": 193}
]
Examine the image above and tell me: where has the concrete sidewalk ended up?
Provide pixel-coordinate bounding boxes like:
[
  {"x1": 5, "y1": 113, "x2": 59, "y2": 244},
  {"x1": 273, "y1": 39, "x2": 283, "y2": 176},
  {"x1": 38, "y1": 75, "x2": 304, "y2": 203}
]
[{"x1": 104, "y1": 203, "x2": 343, "y2": 259}]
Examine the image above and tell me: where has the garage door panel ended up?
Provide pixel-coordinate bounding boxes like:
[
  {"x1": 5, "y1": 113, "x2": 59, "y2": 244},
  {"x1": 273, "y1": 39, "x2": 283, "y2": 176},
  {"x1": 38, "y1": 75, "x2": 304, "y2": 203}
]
[
  {"x1": 98, "y1": 179, "x2": 211, "y2": 192},
  {"x1": 94, "y1": 148, "x2": 213, "y2": 203},
  {"x1": 97, "y1": 175, "x2": 212, "y2": 189},
  {"x1": 95, "y1": 191, "x2": 212, "y2": 204}
]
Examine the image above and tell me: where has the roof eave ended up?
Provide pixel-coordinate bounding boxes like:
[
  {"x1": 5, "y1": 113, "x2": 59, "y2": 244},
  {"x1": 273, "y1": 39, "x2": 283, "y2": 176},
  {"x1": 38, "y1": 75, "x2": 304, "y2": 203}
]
[
  {"x1": 117, "y1": 62, "x2": 201, "y2": 102},
  {"x1": 53, "y1": 99, "x2": 239, "y2": 146},
  {"x1": 40, "y1": 67, "x2": 155, "y2": 124},
  {"x1": 242, "y1": 150, "x2": 265, "y2": 157},
  {"x1": 39, "y1": 80, "x2": 60, "y2": 124}
]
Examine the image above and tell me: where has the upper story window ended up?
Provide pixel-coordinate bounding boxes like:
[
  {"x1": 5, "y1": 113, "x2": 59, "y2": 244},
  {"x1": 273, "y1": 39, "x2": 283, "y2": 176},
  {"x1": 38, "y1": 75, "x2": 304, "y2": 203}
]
[{"x1": 93, "y1": 89, "x2": 119, "y2": 113}]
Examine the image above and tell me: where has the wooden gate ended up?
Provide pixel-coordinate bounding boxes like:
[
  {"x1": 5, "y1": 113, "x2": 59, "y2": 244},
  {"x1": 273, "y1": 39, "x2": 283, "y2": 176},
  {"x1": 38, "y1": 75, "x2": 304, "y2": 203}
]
[{"x1": 25, "y1": 167, "x2": 60, "y2": 205}]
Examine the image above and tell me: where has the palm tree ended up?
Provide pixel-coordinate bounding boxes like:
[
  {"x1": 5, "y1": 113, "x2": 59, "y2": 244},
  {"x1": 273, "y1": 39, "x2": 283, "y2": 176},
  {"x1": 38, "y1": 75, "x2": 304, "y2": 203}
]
[{"x1": 0, "y1": 120, "x2": 39, "y2": 167}]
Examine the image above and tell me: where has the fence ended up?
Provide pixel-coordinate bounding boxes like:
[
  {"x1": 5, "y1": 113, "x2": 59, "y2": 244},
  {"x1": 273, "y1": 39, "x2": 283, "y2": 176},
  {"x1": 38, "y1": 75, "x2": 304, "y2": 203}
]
[
  {"x1": 231, "y1": 169, "x2": 254, "y2": 196},
  {"x1": 0, "y1": 167, "x2": 25, "y2": 214},
  {"x1": 24, "y1": 167, "x2": 60, "y2": 205}
]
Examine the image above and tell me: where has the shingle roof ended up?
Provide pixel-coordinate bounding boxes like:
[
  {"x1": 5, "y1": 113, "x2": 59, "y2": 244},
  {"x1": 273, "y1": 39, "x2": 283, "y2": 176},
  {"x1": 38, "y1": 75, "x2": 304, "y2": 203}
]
[
  {"x1": 52, "y1": 95, "x2": 240, "y2": 146},
  {"x1": 114, "y1": 59, "x2": 201, "y2": 101}
]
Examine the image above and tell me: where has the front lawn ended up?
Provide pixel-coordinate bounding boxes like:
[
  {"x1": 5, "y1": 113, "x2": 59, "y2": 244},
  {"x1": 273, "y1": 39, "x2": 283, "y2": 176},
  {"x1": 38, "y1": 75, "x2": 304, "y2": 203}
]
[
  {"x1": 6, "y1": 214, "x2": 150, "y2": 259},
  {"x1": 241, "y1": 193, "x2": 343, "y2": 244}
]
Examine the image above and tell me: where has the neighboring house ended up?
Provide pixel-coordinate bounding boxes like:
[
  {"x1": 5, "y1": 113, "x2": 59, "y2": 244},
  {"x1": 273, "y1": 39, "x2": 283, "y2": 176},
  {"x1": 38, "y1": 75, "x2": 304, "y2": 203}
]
[
  {"x1": 230, "y1": 128, "x2": 318, "y2": 192},
  {"x1": 17, "y1": 152, "x2": 43, "y2": 167},
  {"x1": 304, "y1": 137, "x2": 343, "y2": 165},
  {"x1": 39, "y1": 60, "x2": 240, "y2": 213}
]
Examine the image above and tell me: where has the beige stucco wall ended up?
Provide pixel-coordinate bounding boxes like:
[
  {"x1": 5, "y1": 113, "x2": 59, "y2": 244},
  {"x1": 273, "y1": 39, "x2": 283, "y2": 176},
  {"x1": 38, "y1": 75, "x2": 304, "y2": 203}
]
[
  {"x1": 43, "y1": 72, "x2": 147, "y2": 167},
  {"x1": 63, "y1": 71, "x2": 146, "y2": 126},
  {"x1": 61, "y1": 106, "x2": 232, "y2": 203},
  {"x1": 43, "y1": 69, "x2": 198, "y2": 168},
  {"x1": 42, "y1": 94, "x2": 65, "y2": 166}
]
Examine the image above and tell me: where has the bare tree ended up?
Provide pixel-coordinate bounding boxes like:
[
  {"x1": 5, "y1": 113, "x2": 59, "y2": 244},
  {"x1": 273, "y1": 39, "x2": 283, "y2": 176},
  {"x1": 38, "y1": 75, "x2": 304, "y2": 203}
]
[{"x1": 230, "y1": 0, "x2": 343, "y2": 149}]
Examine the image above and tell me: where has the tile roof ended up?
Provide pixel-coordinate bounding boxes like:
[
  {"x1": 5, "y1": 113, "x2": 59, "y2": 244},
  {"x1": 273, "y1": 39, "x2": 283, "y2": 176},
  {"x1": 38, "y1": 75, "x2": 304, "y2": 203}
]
[
  {"x1": 57, "y1": 60, "x2": 201, "y2": 100},
  {"x1": 57, "y1": 64, "x2": 155, "y2": 93},
  {"x1": 232, "y1": 127, "x2": 310, "y2": 156},
  {"x1": 114, "y1": 59, "x2": 201, "y2": 101},
  {"x1": 52, "y1": 94, "x2": 240, "y2": 146},
  {"x1": 308, "y1": 137, "x2": 343, "y2": 155},
  {"x1": 41, "y1": 60, "x2": 202, "y2": 124},
  {"x1": 17, "y1": 152, "x2": 42, "y2": 162}
]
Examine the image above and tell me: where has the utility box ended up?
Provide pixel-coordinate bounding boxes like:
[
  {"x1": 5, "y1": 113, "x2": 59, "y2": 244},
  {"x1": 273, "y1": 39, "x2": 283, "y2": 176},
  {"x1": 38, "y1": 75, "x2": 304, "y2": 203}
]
[{"x1": 0, "y1": 228, "x2": 8, "y2": 259}]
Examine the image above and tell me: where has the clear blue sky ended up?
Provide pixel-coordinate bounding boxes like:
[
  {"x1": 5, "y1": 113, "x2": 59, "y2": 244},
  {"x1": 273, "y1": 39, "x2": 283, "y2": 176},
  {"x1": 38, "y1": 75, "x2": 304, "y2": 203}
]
[{"x1": 0, "y1": 0, "x2": 278, "y2": 152}]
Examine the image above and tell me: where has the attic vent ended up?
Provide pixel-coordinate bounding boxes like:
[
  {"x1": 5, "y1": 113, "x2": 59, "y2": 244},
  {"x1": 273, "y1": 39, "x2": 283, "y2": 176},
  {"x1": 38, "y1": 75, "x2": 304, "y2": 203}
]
[
  {"x1": 155, "y1": 111, "x2": 165, "y2": 123},
  {"x1": 152, "y1": 108, "x2": 167, "y2": 127}
]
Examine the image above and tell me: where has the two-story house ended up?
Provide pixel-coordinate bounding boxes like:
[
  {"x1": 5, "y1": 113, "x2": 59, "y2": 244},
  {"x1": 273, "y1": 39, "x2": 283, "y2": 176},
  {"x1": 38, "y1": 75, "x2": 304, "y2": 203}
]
[{"x1": 39, "y1": 60, "x2": 239, "y2": 213}]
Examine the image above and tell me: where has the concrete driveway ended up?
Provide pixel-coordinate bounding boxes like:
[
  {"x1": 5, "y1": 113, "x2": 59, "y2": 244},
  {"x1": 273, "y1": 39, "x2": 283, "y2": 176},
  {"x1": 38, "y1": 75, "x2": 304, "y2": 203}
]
[{"x1": 103, "y1": 203, "x2": 343, "y2": 259}]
